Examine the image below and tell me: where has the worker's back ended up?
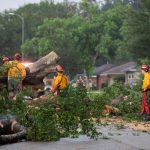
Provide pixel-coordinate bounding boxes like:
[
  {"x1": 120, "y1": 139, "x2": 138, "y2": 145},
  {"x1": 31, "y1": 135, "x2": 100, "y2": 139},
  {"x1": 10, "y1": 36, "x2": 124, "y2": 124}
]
[{"x1": 8, "y1": 61, "x2": 26, "y2": 80}]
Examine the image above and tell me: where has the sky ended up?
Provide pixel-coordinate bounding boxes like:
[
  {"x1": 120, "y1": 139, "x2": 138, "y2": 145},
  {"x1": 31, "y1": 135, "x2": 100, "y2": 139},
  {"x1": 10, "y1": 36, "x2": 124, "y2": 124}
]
[{"x1": 0, "y1": 0, "x2": 80, "y2": 12}]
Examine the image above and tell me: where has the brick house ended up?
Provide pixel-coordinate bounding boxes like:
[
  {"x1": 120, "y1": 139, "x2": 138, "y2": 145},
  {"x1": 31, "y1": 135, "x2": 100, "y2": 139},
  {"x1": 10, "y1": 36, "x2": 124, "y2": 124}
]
[
  {"x1": 91, "y1": 61, "x2": 139, "y2": 90},
  {"x1": 91, "y1": 64, "x2": 114, "y2": 89}
]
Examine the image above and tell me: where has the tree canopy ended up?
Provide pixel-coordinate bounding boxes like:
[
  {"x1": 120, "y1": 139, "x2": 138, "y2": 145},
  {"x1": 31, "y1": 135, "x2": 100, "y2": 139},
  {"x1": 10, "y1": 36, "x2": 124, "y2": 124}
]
[
  {"x1": 0, "y1": 0, "x2": 150, "y2": 76},
  {"x1": 120, "y1": 0, "x2": 150, "y2": 60}
]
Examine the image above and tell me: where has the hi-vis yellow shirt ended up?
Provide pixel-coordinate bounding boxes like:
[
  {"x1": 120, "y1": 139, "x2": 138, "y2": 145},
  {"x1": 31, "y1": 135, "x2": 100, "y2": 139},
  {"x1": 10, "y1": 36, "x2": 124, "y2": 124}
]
[
  {"x1": 7, "y1": 61, "x2": 26, "y2": 80},
  {"x1": 52, "y1": 72, "x2": 68, "y2": 92},
  {"x1": 142, "y1": 72, "x2": 150, "y2": 91}
]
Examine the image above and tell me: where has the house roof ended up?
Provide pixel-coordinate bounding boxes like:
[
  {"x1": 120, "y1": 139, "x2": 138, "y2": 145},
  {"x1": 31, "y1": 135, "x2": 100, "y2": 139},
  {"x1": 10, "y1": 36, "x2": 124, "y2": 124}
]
[
  {"x1": 94, "y1": 64, "x2": 114, "y2": 75},
  {"x1": 101, "y1": 61, "x2": 137, "y2": 76}
]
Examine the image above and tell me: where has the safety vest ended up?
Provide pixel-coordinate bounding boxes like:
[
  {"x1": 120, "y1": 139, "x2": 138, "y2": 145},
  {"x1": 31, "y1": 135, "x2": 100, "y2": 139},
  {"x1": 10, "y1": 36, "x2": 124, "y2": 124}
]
[
  {"x1": 52, "y1": 72, "x2": 68, "y2": 93},
  {"x1": 142, "y1": 72, "x2": 150, "y2": 91},
  {"x1": 7, "y1": 61, "x2": 26, "y2": 80}
]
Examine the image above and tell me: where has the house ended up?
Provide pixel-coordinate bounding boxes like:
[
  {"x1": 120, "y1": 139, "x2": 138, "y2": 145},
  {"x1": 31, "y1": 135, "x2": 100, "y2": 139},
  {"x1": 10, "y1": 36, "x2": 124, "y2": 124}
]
[
  {"x1": 91, "y1": 61, "x2": 140, "y2": 90},
  {"x1": 124, "y1": 68, "x2": 141, "y2": 87},
  {"x1": 91, "y1": 64, "x2": 114, "y2": 89}
]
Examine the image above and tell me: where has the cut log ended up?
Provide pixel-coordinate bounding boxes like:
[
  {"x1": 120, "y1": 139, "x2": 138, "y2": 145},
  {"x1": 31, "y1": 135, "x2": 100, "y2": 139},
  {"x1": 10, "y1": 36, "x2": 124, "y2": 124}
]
[
  {"x1": 0, "y1": 51, "x2": 59, "y2": 85},
  {"x1": 0, "y1": 123, "x2": 27, "y2": 144},
  {"x1": 103, "y1": 105, "x2": 120, "y2": 115},
  {"x1": 0, "y1": 115, "x2": 27, "y2": 144}
]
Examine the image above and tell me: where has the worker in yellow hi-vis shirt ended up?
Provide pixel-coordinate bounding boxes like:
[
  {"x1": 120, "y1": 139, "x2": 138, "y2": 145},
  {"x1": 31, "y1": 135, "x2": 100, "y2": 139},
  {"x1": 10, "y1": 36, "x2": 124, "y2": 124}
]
[
  {"x1": 7, "y1": 53, "x2": 26, "y2": 100},
  {"x1": 51, "y1": 65, "x2": 68, "y2": 96},
  {"x1": 140, "y1": 64, "x2": 150, "y2": 119}
]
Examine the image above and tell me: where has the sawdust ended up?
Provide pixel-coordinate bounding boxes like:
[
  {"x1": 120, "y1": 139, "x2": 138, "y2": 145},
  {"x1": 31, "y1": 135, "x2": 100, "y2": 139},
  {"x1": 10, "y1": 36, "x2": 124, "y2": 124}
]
[{"x1": 100, "y1": 117, "x2": 150, "y2": 132}]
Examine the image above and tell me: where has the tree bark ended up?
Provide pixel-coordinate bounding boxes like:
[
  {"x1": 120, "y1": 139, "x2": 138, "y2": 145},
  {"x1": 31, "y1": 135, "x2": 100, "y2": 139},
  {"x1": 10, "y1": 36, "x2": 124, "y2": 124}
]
[
  {"x1": 0, "y1": 122, "x2": 27, "y2": 144},
  {"x1": 0, "y1": 51, "x2": 59, "y2": 85}
]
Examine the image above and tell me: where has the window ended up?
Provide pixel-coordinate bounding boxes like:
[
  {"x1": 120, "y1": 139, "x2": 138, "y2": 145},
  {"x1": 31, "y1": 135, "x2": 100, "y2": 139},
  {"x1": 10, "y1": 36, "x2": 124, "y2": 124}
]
[
  {"x1": 128, "y1": 74, "x2": 131, "y2": 79},
  {"x1": 128, "y1": 73, "x2": 134, "y2": 79}
]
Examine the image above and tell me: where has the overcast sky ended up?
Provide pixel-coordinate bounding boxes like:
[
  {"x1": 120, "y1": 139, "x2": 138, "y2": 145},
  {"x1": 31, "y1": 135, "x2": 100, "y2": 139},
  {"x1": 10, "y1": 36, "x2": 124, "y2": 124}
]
[{"x1": 0, "y1": 0, "x2": 80, "y2": 12}]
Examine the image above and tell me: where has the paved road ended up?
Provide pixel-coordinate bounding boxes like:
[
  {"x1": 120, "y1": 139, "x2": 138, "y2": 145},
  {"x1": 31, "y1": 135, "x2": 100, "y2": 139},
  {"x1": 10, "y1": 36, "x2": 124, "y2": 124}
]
[{"x1": 1, "y1": 125, "x2": 150, "y2": 150}]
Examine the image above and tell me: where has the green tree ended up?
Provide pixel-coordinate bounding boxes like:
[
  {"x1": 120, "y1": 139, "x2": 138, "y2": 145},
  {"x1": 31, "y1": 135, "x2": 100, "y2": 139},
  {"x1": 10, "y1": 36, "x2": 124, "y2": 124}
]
[
  {"x1": 22, "y1": 0, "x2": 130, "y2": 76},
  {"x1": 120, "y1": 0, "x2": 150, "y2": 60},
  {"x1": 22, "y1": 17, "x2": 85, "y2": 77},
  {"x1": 0, "y1": 1, "x2": 78, "y2": 59},
  {"x1": 78, "y1": 0, "x2": 130, "y2": 65}
]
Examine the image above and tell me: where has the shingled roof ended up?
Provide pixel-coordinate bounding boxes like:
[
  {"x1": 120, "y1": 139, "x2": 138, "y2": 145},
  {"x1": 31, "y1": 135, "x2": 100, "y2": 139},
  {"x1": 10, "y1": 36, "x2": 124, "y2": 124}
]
[
  {"x1": 94, "y1": 64, "x2": 114, "y2": 75},
  {"x1": 101, "y1": 61, "x2": 137, "y2": 76}
]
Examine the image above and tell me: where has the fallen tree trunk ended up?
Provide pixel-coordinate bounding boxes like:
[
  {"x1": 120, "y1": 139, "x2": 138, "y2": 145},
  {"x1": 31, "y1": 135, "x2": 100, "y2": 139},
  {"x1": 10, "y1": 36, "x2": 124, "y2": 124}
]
[
  {"x1": 0, "y1": 51, "x2": 59, "y2": 85},
  {"x1": 0, "y1": 124, "x2": 27, "y2": 144},
  {"x1": 0, "y1": 115, "x2": 27, "y2": 144}
]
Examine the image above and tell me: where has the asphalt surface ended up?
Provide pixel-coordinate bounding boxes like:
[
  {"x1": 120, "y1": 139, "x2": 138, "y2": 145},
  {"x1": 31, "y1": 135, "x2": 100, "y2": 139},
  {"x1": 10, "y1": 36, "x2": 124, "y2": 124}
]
[{"x1": 1, "y1": 125, "x2": 150, "y2": 150}]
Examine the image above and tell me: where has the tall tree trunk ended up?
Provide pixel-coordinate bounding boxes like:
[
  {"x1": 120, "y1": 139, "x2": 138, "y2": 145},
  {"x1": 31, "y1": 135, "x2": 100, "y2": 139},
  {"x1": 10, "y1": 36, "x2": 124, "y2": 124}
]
[{"x1": 92, "y1": 51, "x2": 99, "y2": 65}]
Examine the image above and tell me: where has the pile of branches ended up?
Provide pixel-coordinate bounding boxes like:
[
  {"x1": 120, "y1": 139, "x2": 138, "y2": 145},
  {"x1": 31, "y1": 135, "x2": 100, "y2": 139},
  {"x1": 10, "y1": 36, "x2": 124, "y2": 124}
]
[{"x1": 0, "y1": 83, "x2": 103, "y2": 141}]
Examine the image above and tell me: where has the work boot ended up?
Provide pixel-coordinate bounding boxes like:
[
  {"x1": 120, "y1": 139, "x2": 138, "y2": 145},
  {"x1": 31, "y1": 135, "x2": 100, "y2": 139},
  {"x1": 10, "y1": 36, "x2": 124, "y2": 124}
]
[
  {"x1": 145, "y1": 114, "x2": 150, "y2": 121},
  {"x1": 136, "y1": 113, "x2": 143, "y2": 117},
  {"x1": 142, "y1": 114, "x2": 150, "y2": 121}
]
